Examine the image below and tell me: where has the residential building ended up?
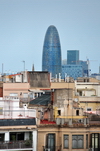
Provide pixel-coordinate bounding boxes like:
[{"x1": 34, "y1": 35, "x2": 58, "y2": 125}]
[
  {"x1": 76, "y1": 77, "x2": 100, "y2": 112},
  {"x1": 0, "y1": 97, "x2": 37, "y2": 151},
  {"x1": 1, "y1": 71, "x2": 100, "y2": 151},
  {"x1": 28, "y1": 75, "x2": 100, "y2": 151}
]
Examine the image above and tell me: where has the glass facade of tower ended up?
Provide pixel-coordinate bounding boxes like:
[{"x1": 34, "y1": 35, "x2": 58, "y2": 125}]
[
  {"x1": 79, "y1": 60, "x2": 89, "y2": 76},
  {"x1": 62, "y1": 65, "x2": 83, "y2": 80},
  {"x1": 42, "y1": 25, "x2": 62, "y2": 78},
  {"x1": 67, "y1": 50, "x2": 79, "y2": 65}
]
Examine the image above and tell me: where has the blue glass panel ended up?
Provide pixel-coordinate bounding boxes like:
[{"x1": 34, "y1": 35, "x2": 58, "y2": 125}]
[{"x1": 42, "y1": 25, "x2": 62, "y2": 78}]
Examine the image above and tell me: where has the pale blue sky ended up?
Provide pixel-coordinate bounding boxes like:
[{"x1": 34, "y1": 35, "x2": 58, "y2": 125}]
[{"x1": 0, "y1": 0, "x2": 100, "y2": 74}]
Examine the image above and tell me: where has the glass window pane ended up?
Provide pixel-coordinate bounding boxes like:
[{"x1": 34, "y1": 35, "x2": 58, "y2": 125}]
[
  {"x1": 72, "y1": 139, "x2": 77, "y2": 148},
  {"x1": 92, "y1": 137, "x2": 94, "y2": 148},
  {"x1": 78, "y1": 139, "x2": 83, "y2": 148},
  {"x1": 95, "y1": 137, "x2": 98, "y2": 148},
  {"x1": 64, "y1": 135, "x2": 69, "y2": 148},
  {"x1": 72, "y1": 135, "x2": 83, "y2": 149}
]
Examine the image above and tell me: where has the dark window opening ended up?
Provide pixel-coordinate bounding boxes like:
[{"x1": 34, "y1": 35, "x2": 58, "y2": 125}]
[
  {"x1": 10, "y1": 132, "x2": 24, "y2": 141},
  {"x1": 76, "y1": 110, "x2": 79, "y2": 116},
  {"x1": 0, "y1": 134, "x2": 4, "y2": 141},
  {"x1": 87, "y1": 108, "x2": 91, "y2": 111},
  {"x1": 79, "y1": 91, "x2": 82, "y2": 96},
  {"x1": 58, "y1": 110, "x2": 61, "y2": 115},
  {"x1": 86, "y1": 134, "x2": 88, "y2": 149}
]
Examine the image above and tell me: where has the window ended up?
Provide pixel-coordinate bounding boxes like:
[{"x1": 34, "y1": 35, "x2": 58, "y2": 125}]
[
  {"x1": 72, "y1": 135, "x2": 84, "y2": 149},
  {"x1": 10, "y1": 93, "x2": 18, "y2": 97},
  {"x1": 86, "y1": 134, "x2": 88, "y2": 149},
  {"x1": 87, "y1": 108, "x2": 92, "y2": 111},
  {"x1": 64, "y1": 135, "x2": 69, "y2": 148},
  {"x1": 0, "y1": 107, "x2": 3, "y2": 115},
  {"x1": 76, "y1": 110, "x2": 79, "y2": 116},
  {"x1": 91, "y1": 133, "x2": 99, "y2": 149},
  {"x1": 58, "y1": 110, "x2": 61, "y2": 116},
  {"x1": 23, "y1": 93, "x2": 28, "y2": 98},
  {"x1": 10, "y1": 132, "x2": 24, "y2": 141},
  {"x1": 0, "y1": 134, "x2": 4, "y2": 141},
  {"x1": 79, "y1": 91, "x2": 82, "y2": 96},
  {"x1": 46, "y1": 134, "x2": 55, "y2": 151}
]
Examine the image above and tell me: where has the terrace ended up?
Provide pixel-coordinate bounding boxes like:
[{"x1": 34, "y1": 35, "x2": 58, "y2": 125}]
[{"x1": 0, "y1": 140, "x2": 32, "y2": 150}]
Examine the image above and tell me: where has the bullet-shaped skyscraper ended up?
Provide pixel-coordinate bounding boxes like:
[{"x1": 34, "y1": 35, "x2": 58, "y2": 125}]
[{"x1": 42, "y1": 25, "x2": 62, "y2": 78}]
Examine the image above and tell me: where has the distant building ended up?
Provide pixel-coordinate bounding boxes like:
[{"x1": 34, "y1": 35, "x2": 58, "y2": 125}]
[
  {"x1": 62, "y1": 59, "x2": 67, "y2": 65},
  {"x1": 42, "y1": 25, "x2": 62, "y2": 78},
  {"x1": 67, "y1": 50, "x2": 79, "y2": 65},
  {"x1": 62, "y1": 50, "x2": 89, "y2": 79},
  {"x1": 91, "y1": 73, "x2": 100, "y2": 80},
  {"x1": 79, "y1": 60, "x2": 89, "y2": 77},
  {"x1": 62, "y1": 64, "x2": 83, "y2": 80}
]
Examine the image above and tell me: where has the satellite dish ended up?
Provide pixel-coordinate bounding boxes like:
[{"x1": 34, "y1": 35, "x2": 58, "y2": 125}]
[{"x1": 74, "y1": 98, "x2": 78, "y2": 102}]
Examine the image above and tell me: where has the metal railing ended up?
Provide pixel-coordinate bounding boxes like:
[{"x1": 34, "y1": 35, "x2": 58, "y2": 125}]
[{"x1": 0, "y1": 140, "x2": 32, "y2": 149}]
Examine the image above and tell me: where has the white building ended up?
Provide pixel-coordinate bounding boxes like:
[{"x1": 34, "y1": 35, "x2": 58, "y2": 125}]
[{"x1": 0, "y1": 97, "x2": 37, "y2": 151}]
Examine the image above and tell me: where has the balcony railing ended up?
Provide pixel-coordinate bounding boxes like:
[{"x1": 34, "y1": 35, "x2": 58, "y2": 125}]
[{"x1": 0, "y1": 140, "x2": 32, "y2": 149}]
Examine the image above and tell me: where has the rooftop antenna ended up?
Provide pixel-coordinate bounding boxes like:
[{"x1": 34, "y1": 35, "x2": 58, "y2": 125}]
[
  {"x1": 65, "y1": 73, "x2": 67, "y2": 82},
  {"x1": 59, "y1": 73, "x2": 61, "y2": 82},
  {"x1": 86, "y1": 58, "x2": 90, "y2": 77},
  {"x1": 55, "y1": 74, "x2": 57, "y2": 82},
  {"x1": 32, "y1": 63, "x2": 34, "y2": 71}
]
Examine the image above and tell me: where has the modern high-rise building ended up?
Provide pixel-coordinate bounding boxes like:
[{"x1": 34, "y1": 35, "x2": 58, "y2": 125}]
[
  {"x1": 42, "y1": 25, "x2": 62, "y2": 78},
  {"x1": 67, "y1": 50, "x2": 79, "y2": 64},
  {"x1": 79, "y1": 60, "x2": 89, "y2": 76},
  {"x1": 62, "y1": 64, "x2": 83, "y2": 80}
]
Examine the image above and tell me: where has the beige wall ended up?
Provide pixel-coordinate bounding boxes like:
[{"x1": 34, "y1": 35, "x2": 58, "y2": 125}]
[
  {"x1": 3, "y1": 83, "x2": 30, "y2": 97},
  {"x1": 51, "y1": 82, "x2": 75, "y2": 89},
  {"x1": 79, "y1": 102, "x2": 100, "y2": 111},
  {"x1": 38, "y1": 126, "x2": 98, "y2": 151},
  {"x1": 79, "y1": 96, "x2": 100, "y2": 111}
]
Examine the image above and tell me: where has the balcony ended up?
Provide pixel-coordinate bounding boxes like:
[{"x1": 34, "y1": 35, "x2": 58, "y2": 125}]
[{"x1": 0, "y1": 140, "x2": 32, "y2": 150}]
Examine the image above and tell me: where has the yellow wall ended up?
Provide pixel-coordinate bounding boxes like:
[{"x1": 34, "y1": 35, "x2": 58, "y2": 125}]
[{"x1": 38, "y1": 126, "x2": 100, "y2": 151}]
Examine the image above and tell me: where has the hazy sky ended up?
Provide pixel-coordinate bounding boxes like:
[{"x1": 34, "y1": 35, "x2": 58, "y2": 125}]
[{"x1": 0, "y1": 0, "x2": 100, "y2": 74}]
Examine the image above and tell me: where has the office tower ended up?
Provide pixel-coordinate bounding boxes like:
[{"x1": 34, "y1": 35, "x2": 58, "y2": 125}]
[
  {"x1": 79, "y1": 60, "x2": 89, "y2": 76},
  {"x1": 62, "y1": 64, "x2": 83, "y2": 80},
  {"x1": 42, "y1": 25, "x2": 62, "y2": 78},
  {"x1": 67, "y1": 50, "x2": 79, "y2": 64},
  {"x1": 62, "y1": 59, "x2": 67, "y2": 65}
]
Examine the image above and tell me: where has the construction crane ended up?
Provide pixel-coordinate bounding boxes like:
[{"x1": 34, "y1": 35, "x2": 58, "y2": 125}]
[{"x1": 86, "y1": 58, "x2": 97, "y2": 77}]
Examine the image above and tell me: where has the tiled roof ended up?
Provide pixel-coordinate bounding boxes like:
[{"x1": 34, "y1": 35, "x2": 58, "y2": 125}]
[{"x1": 29, "y1": 94, "x2": 51, "y2": 106}]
